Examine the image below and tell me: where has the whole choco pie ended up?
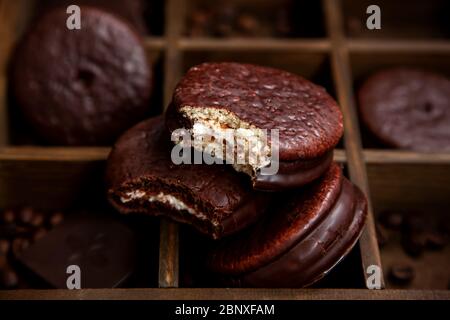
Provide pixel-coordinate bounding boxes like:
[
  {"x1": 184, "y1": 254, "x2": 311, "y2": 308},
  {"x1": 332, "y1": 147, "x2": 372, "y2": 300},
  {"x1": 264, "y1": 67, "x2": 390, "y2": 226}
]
[
  {"x1": 12, "y1": 7, "x2": 153, "y2": 145},
  {"x1": 358, "y1": 68, "x2": 450, "y2": 152},
  {"x1": 166, "y1": 62, "x2": 343, "y2": 191},
  {"x1": 207, "y1": 163, "x2": 368, "y2": 287},
  {"x1": 106, "y1": 116, "x2": 268, "y2": 239}
]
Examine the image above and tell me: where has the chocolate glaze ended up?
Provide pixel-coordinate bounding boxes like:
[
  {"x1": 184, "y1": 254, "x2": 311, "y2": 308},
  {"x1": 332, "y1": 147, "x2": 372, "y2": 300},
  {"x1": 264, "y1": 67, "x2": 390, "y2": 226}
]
[
  {"x1": 253, "y1": 150, "x2": 333, "y2": 191},
  {"x1": 169, "y1": 62, "x2": 343, "y2": 161},
  {"x1": 208, "y1": 163, "x2": 368, "y2": 287},
  {"x1": 169, "y1": 101, "x2": 333, "y2": 191},
  {"x1": 106, "y1": 116, "x2": 269, "y2": 239},
  {"x1": 12, "y1": 7, "x2": 152, "y2": 145},
  {"x1": 358, "y1": 68, "x2": 450, "y2": 152}
]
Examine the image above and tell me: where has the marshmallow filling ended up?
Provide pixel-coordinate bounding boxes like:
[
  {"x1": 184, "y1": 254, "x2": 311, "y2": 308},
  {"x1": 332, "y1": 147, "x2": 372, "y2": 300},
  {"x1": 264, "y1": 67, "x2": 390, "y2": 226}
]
[{"x1": 179, "y1": 106, "x2": 271, "y2": 177}]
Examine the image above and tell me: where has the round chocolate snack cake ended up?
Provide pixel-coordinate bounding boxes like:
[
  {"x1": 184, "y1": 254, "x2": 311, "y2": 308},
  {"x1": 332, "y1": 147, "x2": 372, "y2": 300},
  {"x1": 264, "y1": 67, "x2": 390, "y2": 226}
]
[
  {"x1": 166, "y1": 62, "x2": 343, "y2": 191},
  {"x1": 12, "y1": 7, "x2": 153, "y2": 145},
  {"x1": 207, "y1": 162, "x2": 368, "y2": 287},
  {"x1": 358, "y1": 68, "x2": 450, "y2": 152}
]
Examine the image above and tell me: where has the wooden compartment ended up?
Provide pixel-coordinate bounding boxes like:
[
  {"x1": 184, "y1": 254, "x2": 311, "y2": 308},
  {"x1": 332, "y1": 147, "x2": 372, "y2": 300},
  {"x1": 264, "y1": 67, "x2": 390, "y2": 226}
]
[
  {"x1": 0, "y1": 0, "x2": 449, "y2": 300},
  {"x1": 342, "y1": 0, "x2": 450, "y2": 39},
  {"x1": 366, "y1": 152, "x2": 450, "y2": 289},
  {"x1": 349, "y1": 51, "x2": 450, "y2": 149},
  {"x1": 184, "y1": 0, "x2": 326, "y2": 38}
]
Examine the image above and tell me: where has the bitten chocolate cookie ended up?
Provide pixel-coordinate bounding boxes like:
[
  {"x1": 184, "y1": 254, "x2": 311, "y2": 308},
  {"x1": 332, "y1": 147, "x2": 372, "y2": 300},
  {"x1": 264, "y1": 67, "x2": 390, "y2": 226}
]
[
  {"x1": 207, "y1": 163, "x2": 367, "y2": 287},
  {"x1": 12, "y1": 7, "x2": 152, "y2": 145},
  {"x1": 106, "y1": 116, "x2": 268, "y2": 239},
  {"x1": 358, "y1": 68, "x2": 450, "y2": 152},
  {"x1": 166, "y1": 62, "x2": 343, "y2": 191}
]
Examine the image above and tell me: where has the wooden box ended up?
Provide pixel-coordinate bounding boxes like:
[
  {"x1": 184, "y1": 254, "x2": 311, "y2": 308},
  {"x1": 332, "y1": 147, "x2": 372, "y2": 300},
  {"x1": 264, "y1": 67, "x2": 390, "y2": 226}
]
[{"x1": 0, "y1": 0, "x2": 449, "y2": 300}]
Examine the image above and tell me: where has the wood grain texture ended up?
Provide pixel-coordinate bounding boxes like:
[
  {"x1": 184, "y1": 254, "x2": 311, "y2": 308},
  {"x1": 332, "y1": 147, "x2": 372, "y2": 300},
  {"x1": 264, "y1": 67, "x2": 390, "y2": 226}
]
[
  {"x1": 0, "y1": 288, "x2": 448, "y2": 300},
  {"x1": 347, "y1": 39, "x2": 450, "y2": 53},
  {"x1": 179, "y1": 38, "x2": 331, "y2": 51}
]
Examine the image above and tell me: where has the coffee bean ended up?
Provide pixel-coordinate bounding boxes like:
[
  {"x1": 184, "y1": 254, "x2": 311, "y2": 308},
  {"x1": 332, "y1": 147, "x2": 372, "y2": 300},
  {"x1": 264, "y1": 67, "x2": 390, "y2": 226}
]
[
  {"x1": 1, "y1": 269, "x2": 19, "y2": 288},
  {"x1": 402, "y1": 232, "x2": 426, "y2": 257},
  {"x1": 0, "y1": 239, "x2": 10, "y2": 255},
  {"x1": 33, "y1": 228, "x2": 47, "y2": 242},
  {"x1": 388, "y1": 264, "x2": 415, "y2": 285},
  {"x1": 19, "y1": 207, "x2": 34, "y2": 225},
  {"x1": 237, "y1": 14, "x2": 259, "y2": 35},
  {"x1": 2, "y1": 210, "x2": 15, "y2": 224},
  {"x1": 424, "y1": 231, "x2": 447, "y2": 249},
  {"x1": 12, "y1": 238, "x2": 29, "y2": 257},
  {"x1": 31, "y1": 212, "x2": 44, "y2": 227},
  {"x1": 404, "y1": 215, "x2": 426, "y2": 233},
  {"x1": 50, "y1": 212, "x2": 64, "y2": 227},
  {"x1": 379, "y1": 211, "x2": 403, "y2": 229}
]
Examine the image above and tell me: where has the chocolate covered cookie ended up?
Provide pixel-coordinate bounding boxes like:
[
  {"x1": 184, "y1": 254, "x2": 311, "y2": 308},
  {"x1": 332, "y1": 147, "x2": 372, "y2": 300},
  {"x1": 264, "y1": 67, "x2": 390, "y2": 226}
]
[
  {"x1": 358, "y1": 68, "x2": 450, "y2": 152},
  {"x1": 106, "y1": 116, "x2": 268, "y2": 239},
  {"x1": 207, "y1": 163, "x2": 367, "y2": 287},
  {"x1": 12, "y1": 7, "x2": 152, "y2": 145},
  {"x1": 166, "y1": 62, "x2": 343, "y2": 191}
]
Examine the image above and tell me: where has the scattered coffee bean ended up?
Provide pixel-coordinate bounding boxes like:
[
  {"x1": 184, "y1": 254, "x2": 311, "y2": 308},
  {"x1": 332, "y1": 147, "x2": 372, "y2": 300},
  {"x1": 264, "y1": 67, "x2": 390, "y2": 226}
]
[
  {"x1": 12, "y1": 238, "x2": 29, "y2": 257},
  {"x1": 379, "y1": 211, "x2": 403, "y2": 229},
  {"x1": 388, "y1": 264, "x2": 415, "y2": 285},
  {"x1": 424, "y1": 231, "x2": 447, "y2": 250},
  {"x1": 1, "y1": 268, "x2": 19, "y2": 288},
  {"x1": 50, "y1": 212, "x2": 64, "y2": 227},
  {"x1": 403, "y1": 215, "x2": 426, "y2": 233},
  {"x1": 0, "y1": 239, "x2": 10, "y2": 255},
  {"x1": 187, "y1": 3, "x2": 292, "y2": 38},
  {"x1": 402, "y1": 232, "x2": 426, "y2": 257},
  {"x1": 2, "y1": 210, "x2": 15, "y2": 224},
  {"x1": 19, "y1": 207, "x2": 34, "y2": 225},
  {"x1": 31, "y1": 212, "x2": 44, "y2": 228},
  {"x1": 33, "y1": 228, "x2": 47, "y2": 241},
  {"x1": 237, "y1": 14, "x2": 259, "y2": 35}
]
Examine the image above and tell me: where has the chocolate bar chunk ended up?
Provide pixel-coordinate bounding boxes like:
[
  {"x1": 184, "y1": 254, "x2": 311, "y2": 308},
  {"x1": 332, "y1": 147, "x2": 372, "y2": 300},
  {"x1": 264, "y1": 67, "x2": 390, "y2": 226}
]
[{"x1": 18, "y1": 214, "x2": 136, "y2": 288}]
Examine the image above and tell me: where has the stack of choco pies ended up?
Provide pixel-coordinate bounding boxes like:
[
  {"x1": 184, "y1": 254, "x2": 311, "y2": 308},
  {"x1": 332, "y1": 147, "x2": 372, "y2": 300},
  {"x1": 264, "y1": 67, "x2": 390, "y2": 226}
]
[{"x1": 106, "y1": 62, "x2": 368, "y2": 288}]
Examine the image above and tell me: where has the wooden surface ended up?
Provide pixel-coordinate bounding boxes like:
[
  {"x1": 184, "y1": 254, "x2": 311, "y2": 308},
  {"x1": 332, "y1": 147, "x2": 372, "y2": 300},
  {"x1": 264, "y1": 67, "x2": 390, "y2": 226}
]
[
  {"x1": 0, "y1": 0, "x2": 449, "y2": 299},
  {"x1": 0, "y1": 288, "x2": 449, "y2": 300}
]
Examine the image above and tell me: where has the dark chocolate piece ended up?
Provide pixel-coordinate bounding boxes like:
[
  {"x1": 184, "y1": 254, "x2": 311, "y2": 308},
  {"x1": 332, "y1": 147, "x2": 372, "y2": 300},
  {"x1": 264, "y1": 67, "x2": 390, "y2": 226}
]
[
  {"x1": 207, "y1": 163, "x2": 368, "y2": 287},
  {"x1": 358, "y1": 68, "x2": 450, "y2": 152},
  {"x1": 18, "y1": 214, "x2": 136, "y2": 289},
  {"x1": 167, "y1": 62, "x2": 343, "y2": 191},
  {"x1": 12, "y1": 7, "x2": 153, "y2": 145},
  {"x1": 106, "y1": 116, "x2": 269, "y2": 239}
]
